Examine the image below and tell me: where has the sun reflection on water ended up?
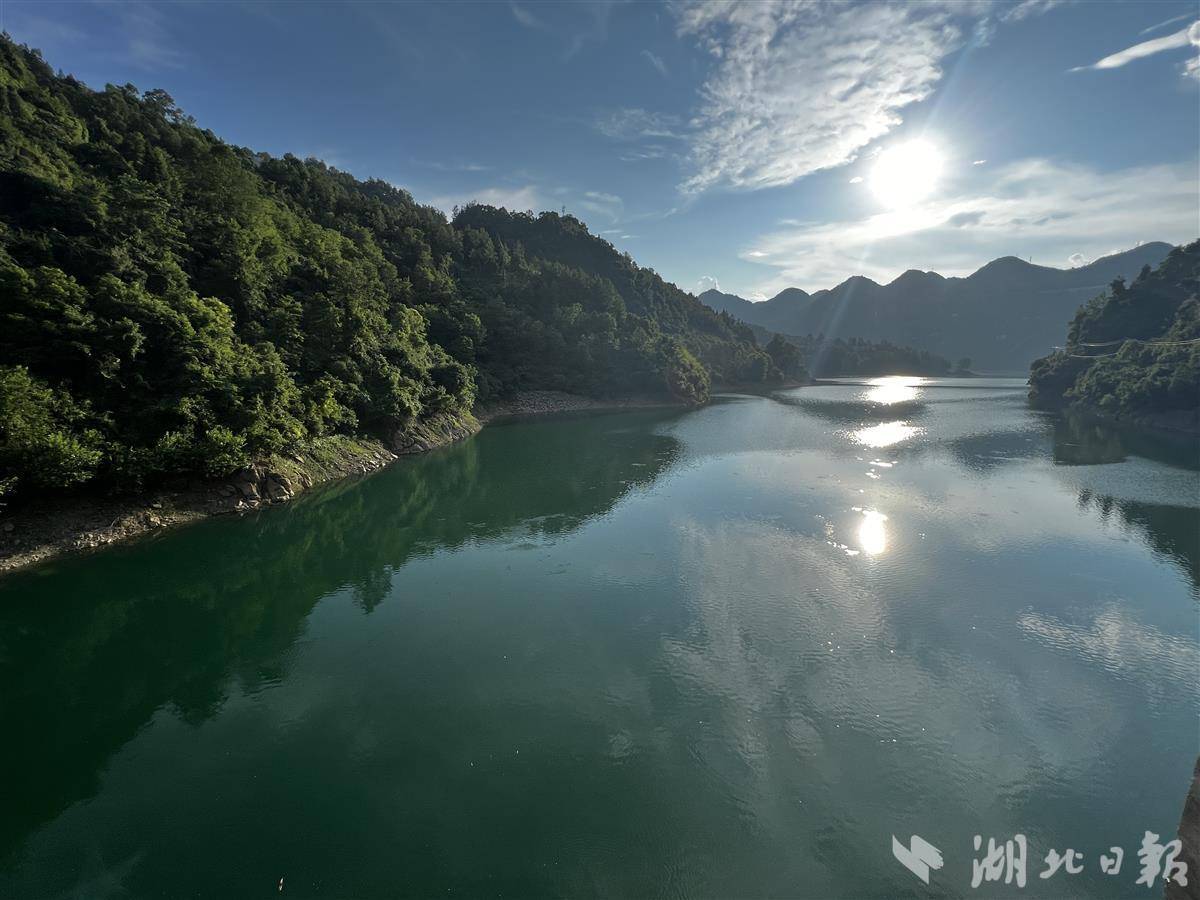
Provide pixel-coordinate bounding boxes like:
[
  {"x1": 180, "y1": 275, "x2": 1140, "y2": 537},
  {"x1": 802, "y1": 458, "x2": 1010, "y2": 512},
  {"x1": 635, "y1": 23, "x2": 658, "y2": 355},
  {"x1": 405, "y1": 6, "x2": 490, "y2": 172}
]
[
  {"x1": 863, "y1": 375, "x2": 926, "y2": 405},
  {"x1": 857, "y1": 510, "x2": 889, "y2": 556},
  {"x1": 853, "y1": 421, "x2": 922, "y2": 447}
]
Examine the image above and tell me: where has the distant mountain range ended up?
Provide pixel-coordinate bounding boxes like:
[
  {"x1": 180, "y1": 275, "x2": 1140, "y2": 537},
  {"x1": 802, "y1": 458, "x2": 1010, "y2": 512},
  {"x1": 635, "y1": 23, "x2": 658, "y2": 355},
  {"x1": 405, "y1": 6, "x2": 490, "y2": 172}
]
[{"x1": 699, "y1": 243, "x2": 1177, "y2": 372}]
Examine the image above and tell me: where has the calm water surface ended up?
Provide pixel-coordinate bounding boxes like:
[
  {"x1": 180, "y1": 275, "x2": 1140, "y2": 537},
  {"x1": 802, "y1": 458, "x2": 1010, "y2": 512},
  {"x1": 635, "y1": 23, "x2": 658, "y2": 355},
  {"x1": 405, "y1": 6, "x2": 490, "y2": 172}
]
[{"x1": 2, "y1": 377, "x2": 1197, "y2": 898}]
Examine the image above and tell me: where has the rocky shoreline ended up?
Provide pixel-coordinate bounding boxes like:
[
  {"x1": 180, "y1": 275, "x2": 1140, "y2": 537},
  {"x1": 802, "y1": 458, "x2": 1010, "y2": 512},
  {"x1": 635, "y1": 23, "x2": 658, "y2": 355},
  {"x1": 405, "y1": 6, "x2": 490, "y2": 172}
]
[
  {"x1": 0, "y1": 411, "x2": 480, "y2": 577},
  {"x1": 0, "y1": 393, "x2": 682, "y2": 577},
  {"x1": 0, "y1": 438, "x2": 401, "y2": 577}
]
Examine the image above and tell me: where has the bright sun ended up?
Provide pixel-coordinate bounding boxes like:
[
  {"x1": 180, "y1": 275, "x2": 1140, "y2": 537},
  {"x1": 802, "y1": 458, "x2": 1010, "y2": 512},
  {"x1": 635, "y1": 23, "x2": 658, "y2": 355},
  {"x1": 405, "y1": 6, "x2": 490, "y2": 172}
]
[{"x1": 869, "y1": 139, "x2": 944, "y2": 209}]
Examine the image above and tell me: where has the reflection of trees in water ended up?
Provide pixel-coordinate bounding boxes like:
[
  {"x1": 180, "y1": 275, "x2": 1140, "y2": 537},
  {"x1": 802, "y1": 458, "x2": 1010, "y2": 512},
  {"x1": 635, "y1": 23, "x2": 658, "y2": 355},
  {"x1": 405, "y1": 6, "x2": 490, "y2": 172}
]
[
  {"x1": 944, "y1": 429, "x2": 1047, "y2": 472},
  {"x1": 1077, "y1": 489, "x2": 1199, "y2": 593},
  {"x1": 771, "y1": 394, "x2": 929, "y2": 425},
  {"x1": 0, "y1": 410, "x2": 683, "y2": 858},
  {"x1": 1051, "y1": 415, "x2": 1199, "y2": 589},
  {"x1": 937, "y1": 409, "x2": 1199, "y2": 476},
  {"x1": 1051, "y1": 412, "x2": 1199, "y2": 470}
]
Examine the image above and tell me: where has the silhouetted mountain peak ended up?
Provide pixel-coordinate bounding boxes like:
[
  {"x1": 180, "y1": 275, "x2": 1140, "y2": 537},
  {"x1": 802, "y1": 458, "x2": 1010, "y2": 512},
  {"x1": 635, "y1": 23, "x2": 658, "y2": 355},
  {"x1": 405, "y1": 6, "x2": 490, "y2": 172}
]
[
  {"x1": 768, "y1": 287, "x2": 810, "y2": 305},
  {"x1": 889, "y1": 269, "x2": 945, "y2": 287},
  {"x1": 1068, "y1": 242, "x2": 1177, "y2": 283},
  {"x1": 692, "y1": 240, "x2": 1177, "y2": 371},
  {"x1": 969, "y1": 255, "x2": 1045, "y2": 279},
  {"x1": 697, "y1": 287, "x2": 759, "y2": 319},
  {"x1": 1083, "y1": 242, "x2": 1173, "y2": 269},
  {"x1": 838, "y1": 275, "x2": 880, "y2": 290}
]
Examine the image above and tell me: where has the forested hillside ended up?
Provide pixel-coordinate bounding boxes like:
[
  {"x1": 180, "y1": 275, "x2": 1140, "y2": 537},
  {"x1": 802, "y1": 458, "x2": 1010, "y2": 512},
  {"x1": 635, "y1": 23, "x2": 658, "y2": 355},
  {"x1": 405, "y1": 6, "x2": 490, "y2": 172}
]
[
  {"x1": 742, "y1": 325, "x2": 962, "y2": 377},
  {"x1": 0, "y1": 37, "x2": 779, "y2": 501},
  {"x1": 1029, "y1": 241, "x2": 1199, "y2": 429}
]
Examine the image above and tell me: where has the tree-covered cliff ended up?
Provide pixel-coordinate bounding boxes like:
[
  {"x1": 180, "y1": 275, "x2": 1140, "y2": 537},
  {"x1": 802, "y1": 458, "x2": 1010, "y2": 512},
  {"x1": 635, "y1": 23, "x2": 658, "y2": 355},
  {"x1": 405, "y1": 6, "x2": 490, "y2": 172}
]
[
  {"x1": 1029, "y1": 241, "x2": 1199, "y2": 429},
  {"x1": 0, "y1": 37, "x2": 780, "y2": 500}
]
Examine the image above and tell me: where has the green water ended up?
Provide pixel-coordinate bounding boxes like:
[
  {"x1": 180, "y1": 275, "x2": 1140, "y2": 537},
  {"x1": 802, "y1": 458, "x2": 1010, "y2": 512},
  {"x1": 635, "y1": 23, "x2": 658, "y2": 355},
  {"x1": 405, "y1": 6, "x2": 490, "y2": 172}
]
[{"x1": 2, "y1": 378, "x2": 1197, "y2": 898}]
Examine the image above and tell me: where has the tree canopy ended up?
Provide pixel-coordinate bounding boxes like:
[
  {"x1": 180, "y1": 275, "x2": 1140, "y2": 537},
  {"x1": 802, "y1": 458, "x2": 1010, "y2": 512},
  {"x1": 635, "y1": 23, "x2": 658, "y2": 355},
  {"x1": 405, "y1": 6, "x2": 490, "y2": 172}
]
[
  {"x1": 0, "y1": 36, "x2": 784, "y2": 499},
  {"x1": 1029, "y1": 241, "x2": 1199, "y2": 422}
]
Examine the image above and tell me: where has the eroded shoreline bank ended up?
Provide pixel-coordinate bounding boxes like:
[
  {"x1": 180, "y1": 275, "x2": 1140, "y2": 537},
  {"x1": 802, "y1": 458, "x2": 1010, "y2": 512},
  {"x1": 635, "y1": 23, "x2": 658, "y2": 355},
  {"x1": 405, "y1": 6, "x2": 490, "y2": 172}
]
[{"x1": 0, "y1": 392, "x2": 686, "y2": 577}]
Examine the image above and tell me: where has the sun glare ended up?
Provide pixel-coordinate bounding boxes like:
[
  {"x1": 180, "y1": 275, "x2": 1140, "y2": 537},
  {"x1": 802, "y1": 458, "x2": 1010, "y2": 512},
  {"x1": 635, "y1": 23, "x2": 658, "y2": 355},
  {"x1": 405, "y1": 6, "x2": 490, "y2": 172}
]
[
  {"x1": 863, "y1": 375, "x2": 926, "y2": 405},
  {"x1": 852, "y1": 421, "x2": 922, "y2": 448},
  {"x1": 869, "y1": 140, "x2": 944, "y2": 209},
  {"x1": 857, "y1": 510, "x2": 889, "y2": 556}
]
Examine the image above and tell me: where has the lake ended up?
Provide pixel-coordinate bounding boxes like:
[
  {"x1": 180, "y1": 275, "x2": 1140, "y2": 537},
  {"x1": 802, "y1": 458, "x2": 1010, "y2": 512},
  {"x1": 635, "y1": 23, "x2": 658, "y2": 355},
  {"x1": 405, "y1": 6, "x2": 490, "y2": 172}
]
[{"x1": 1, "y1": 377, "x2": 1196, "y2": 898}]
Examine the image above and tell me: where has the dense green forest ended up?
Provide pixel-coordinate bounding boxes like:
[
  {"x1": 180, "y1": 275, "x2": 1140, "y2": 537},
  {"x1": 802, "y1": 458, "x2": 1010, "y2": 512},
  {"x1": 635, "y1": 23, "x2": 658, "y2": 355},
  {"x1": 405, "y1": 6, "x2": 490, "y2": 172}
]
[
  {"x1": 744, "y1": 325, "x2": 963, "y2": 377},
  {"x1": 0, "y1": 37, "x2": 785, "y2": 501},
  {"x1": 1029, "y1": 241, "x2": 1199, "y2": 424},
  {"x1": 800, "y1": 337, "x2": 965, "y2": 378}
]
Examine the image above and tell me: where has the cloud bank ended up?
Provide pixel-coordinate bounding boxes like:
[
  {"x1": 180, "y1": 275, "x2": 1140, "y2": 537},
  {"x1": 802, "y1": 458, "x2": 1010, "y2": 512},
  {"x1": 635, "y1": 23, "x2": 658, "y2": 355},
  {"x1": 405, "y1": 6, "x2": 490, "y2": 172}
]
[{"x1": 736, "y1": 158, "x2": 1199, "y2": 293}]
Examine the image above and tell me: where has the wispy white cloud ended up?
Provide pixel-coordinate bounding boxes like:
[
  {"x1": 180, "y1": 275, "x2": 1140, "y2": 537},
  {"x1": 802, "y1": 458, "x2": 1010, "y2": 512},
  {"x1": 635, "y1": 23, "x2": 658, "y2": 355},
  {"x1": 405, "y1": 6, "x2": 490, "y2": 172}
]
[
  {"x1": 577, "y1": 190, "x2": 624, "y2": 222},
  {"x1": 1, "y1": 9, "x2": 88, "y2": 47},
  {"x1": 696, "y1": 275, "x2": 721, "y2": 293},
  {"x1": 672, "y1": 2, "x2": 978, "y2": 194},
  {"x1": 655, "y1": 1, "x2": 1079, "y2": 196},
  {"x1": 735, "y1": 157, "x2": 1198, "y2": 293},
  {"x1": 999, "y1": 0, "x2": 1067, "y2": 23},
  {"x1": 1069, "y1": 21, "x2": 1199, "y2": 73},
  {"x1": 641, "y1": 49, "x2": 669, "y2": 77},
  {"x1": 1141, "y1": 12, "x2": 1192, "y2": 35},
  {"x1": 417, "y1": 160, "x2": 492, "y2": 173},
  {"x1": 618, "y1": 144, "x2": 674, "y2": 163},
  {"x1": 848, "y1": 176, "x2": 864, "y2": 184},
  {"x1": 6, "y1": 0, "x2": 184, "y2": 69},
  {"x1": 294, "y1": 146, "x2": 348, "y2": 170},
  {"x1": 104, "y1": 0, "x2": 185, "y2": 69},
  {"x1": 972, "y1": 159, "x2": 987, "y2": 165},
  {"x1": 564, "y1": 1, "x2": 617, "y2": 59},
  {"x1": 429, "y1": 184, "x2": 543, "y2": 217},
  {"x1": 594, "y1": 108, "x2": 686, "y2": 165},
  {"x1": 594, "y1": 107, "x2": 682, "y2": 140},
  {"x1": 510, "y1": 0, "x2": 617, "y2": 60},
  {"x1": 510, "y1": 2, "x2": 548, "y2": 31}
]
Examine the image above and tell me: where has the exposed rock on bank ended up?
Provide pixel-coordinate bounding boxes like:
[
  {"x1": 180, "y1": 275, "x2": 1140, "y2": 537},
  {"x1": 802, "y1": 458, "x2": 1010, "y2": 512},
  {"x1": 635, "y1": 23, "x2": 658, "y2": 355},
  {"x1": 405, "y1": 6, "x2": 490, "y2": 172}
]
[
  {"x1": 0, "y1": 411, "x2": 480, "y2": 576},
  {"x1": 0, "y1": 399, "x2": 696, "y2": 575},
  {"x1": 392, "y1": 411, "x2": 481, "y2": 452},
  {"x1": 0, "y1": 395, "x2": 694, "y2": 576}
]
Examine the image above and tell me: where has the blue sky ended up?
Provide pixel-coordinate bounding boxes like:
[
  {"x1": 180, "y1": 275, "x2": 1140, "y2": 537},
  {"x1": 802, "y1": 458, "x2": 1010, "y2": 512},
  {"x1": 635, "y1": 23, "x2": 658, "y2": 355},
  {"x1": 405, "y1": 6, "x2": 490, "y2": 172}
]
[{"x1": 3, "y1": 0, "x2": 1198, "y2": 297}]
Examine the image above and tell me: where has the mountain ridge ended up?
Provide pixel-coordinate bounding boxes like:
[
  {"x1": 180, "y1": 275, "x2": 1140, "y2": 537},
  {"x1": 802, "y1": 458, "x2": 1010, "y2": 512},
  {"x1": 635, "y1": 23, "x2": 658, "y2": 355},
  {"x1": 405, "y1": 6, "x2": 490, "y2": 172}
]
[{"x1": 699, "y1": 242, "x2": 1178, "y2": 371}]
